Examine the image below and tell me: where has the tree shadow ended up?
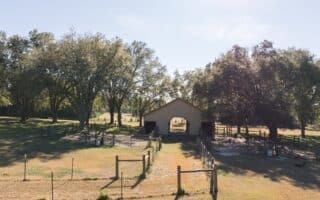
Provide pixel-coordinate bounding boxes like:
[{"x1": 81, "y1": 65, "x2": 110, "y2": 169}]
[
  {"x1": 130, "y1": 174, "x2": 146, "y2": 188},
  {"x1": 0, "y1": 117, "x2": 119, "y2": 167},
  {"x1": 100, "y1": 177, "x2": 118, "y2": 189},
  {"x1": 161, "y1": 135, "x2": 200, "y2": 159},
  {"x1": 215, "y1": 151, "x2": 320, "y2": 190}
]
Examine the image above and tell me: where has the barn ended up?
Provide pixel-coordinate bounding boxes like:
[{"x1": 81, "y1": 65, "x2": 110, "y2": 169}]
[{"x1": 143, "y1": 98, "x2": 212, "y2": 136}]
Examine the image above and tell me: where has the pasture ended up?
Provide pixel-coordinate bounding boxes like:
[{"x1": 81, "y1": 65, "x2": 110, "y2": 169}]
[{"x1": 0, "y1": 116, "x2": 319, "y2": 199}]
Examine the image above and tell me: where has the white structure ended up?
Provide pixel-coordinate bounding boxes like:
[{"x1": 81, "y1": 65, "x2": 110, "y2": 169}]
[{"x1": 143, "y1": 98, "x2": 204, "y2": 136}]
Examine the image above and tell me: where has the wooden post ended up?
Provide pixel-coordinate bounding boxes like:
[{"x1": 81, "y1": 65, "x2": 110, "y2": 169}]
[
  {"x1": 158, "y1": 137, "x2": 162, "y2": 151},
  {"x1": 214, "y1": 168, "x2": 218, "y2": 194},
  {"x1": 115, "y1": 155, "x2": 119, "y2": 179},
  {"x1": 23, "y1": 153, "x2": 27, "y2": 181},
  {"x1": 71, "y1": 157, "x2": 74, "y2": 180},
  {"x1": 177, "y1": 166, "x2": 182, "y2": 194},
  {"x1": 259, "y1": 130, "x2": 262, "y2": 137},
  {"x1": 147, "y1": 150, "x2": 151, "y2": 169},
  {"x1": 51, "y1": 171, "x2": 54, "y2": 200},
  {"x1": 210, "y1": 170, "x2": 214, "y2": 194},
  {"x1": 142, "y1": 155, "x2": 146, "y2": 177},
  {"x1": 120, "y1": 171, "x2": 123, "y2": 199}
]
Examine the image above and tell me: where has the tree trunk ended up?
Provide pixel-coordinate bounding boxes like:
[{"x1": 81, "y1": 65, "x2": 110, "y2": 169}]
[
  {"x1": 109, "y1": 102, "x2": 115, "y2": 124},
  {"x1": 268, "y1": 123, "x2": 278, "y2": 141},
  {"x1": 19, "y1": 98, "x2": 29, "y2": 123},
  {"x1": 51, "y1": 105, "x2": 58, "y2": 123},
  {"x1": 237, "y1": 125, "x2": 241, "y2": 134},
  {"x1": 116, "y1": 105, "x2": 122, "y2": 127},
  {"x1": 212, "y1": 120, "x2": 216, "y2": 140},
  {"x1": 245, "y1": 125, "x2": 249, "y2": 134},
  {"x1": 52, "y1": 115, "x2": 58, "y2": 123},
  {"x1": 300, "y1": 121, "x2": 306, "y2": 138},
  {"x1": 78, "y1": 112, "x2": 87, "y2": 130},
  {"x1": 139, "y1": 112, "x2": 143, "y2": 127},
  {"x1": 85, "y1": 113, "x2": 90, "y2": 126},
  {"x1": 20, "y1": 114, "x2": 27, "y2": 123}
]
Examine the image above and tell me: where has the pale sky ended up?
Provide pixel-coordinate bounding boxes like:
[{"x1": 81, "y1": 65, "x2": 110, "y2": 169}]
[{"x1": 1, "y1": 0, "x2": 320, "y2": 73}]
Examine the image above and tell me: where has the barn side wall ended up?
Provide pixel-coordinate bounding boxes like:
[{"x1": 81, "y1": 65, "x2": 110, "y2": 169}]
[{"x1": 144, "y1": 100, "x2": 202, "y2": 135}]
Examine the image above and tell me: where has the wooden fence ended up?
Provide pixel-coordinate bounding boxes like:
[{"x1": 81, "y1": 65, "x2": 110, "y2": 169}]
[
  {"x1": 215, "y1": 125, "x2": 320, "y2": 153},
  {"x1": 114, "y1": 138, "x2": 161, "y2": 179},
  {"x1": 175, "y1": 137, "x2": 218, "y2": 199}
]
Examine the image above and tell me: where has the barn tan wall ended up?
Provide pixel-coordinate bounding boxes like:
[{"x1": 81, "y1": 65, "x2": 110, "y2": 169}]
[{"x1": 144, "y1": 100, "x2": 202, "y2": 135}]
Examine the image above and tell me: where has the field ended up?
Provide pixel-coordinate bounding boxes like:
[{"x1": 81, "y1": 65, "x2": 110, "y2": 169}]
[{"x1": 0, "y1": 116, "x2": 319, "y2": 199}]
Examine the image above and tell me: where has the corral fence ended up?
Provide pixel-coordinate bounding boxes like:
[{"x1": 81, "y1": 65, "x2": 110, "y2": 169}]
[
  {"x1": 115, "y1": 136, "x2": 162, "y2": 179},
  {"x1": 215, "y1": 125, "x2": 317, "y2": 148},
  {"x1": 39, "y1": 124, "x2": 117, "y2": 147},
  {"x1": 176, "y1": 137, "x2": 218, "y2": 199}
]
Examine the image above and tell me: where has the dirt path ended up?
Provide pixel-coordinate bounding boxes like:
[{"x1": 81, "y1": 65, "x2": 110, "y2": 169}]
[{"x1": 120, "y1": 140, "x2": 212, "y2": 199}]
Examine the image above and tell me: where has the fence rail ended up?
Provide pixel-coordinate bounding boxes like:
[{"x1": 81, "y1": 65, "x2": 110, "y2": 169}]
[
  {"x1": 174, "y1": 136, "x2": 218, "y2": 199},
  {"x1": 215, "y1": 125, "x2": 318, "y2": 148}
]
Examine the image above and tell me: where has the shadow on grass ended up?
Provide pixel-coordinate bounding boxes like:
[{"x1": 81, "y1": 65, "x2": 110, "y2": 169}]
[
  {"x1": 131, "y1": 174, "x2": 146, "y2": 189},
  {"x1": 0, "y1": 116, "x2": 138, "y2": 167},
  {"x1": 161, "y1": 135, "x2": 200, "y2": 159},
  {"x1": 162, "y1": 133, "x2": 320, "y2": 190},
  {"x1": 100, "y1": 175, "x2": 145, "y2": 190},
  {"x1": 215, "y1": 150, "x2": 320, "y2": 190},
  {"x1": 101, "y1": 177, "x2": 118, "y2": 189}
]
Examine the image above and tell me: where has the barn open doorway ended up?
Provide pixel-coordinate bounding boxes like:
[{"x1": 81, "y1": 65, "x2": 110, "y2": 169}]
[
  {"x1": 169, "y1": 117, "x2": 189, "y2": 134},
  {"x1": 145, "y1": 121, "x2": 156, "y2": 134}
]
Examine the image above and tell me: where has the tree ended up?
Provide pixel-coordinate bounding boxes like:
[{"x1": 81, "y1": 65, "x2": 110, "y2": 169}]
[
  {"x1": 281, "y1": 49, "x2": 320, "y2": 137},
  {"x1": 132, "y1": 58, "x2": 168, "y2": 127},
  {"x1": 60, "y1": 32, "x2": 119, "y2": 128},
  {"x1": 253, "y1": 40, "x2": 294, "y2": 140},
  {"x1": 0, "y1": 31, "x2": 10, "y2": 106},
  {"x1": 169, "y1": 70, "x2": 183, "y2": 99},
  {"x1": 104, "y1": 41, "x2": 154, "y2": 127},
  {"x1": 197, "y1": 46, "x2": 255, "y2": 133},
  {"x1": 6, "y1": 34, "x2": 43, "y2": 122},
  {"x1": 33, "y1": 33, "x2": 71, "y2": 123},
  {"x1": 102, "y1": 39, "x2": 132, "y2": 126}
]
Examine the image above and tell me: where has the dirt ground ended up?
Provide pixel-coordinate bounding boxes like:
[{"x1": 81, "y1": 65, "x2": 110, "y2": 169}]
[{"x1": 0, "y1": 137, "x2": 212, "y2": 200}]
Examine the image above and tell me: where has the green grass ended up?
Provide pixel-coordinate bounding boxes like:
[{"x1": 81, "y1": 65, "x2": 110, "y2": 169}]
[{"x1": 0, "y1": 116, "x2": 143, "y2": 179}]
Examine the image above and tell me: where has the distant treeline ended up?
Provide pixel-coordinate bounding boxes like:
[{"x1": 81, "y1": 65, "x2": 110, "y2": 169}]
[{"x1": 0, "y1": 30, "x2": 319, "y2": 139}]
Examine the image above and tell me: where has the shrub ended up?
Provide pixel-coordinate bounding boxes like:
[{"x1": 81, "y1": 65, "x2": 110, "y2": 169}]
[{"x1": 97, "y1": 191, "x2": 110, "y2": 200}]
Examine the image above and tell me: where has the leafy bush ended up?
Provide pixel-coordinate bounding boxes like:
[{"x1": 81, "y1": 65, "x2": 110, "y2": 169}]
[{"x1": 97, "y1": 191, "x2": 110, "y2": 200}]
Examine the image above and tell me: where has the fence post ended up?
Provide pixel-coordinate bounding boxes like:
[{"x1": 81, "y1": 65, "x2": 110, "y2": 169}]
[
  {"x1": 210, "y1": 170, "x2": 214, "y2": 194},
  {"x1": 71, "y1": 157, "x2": 74, "y2": 180},
  {"x1": 51, "y1": 171, "x2": 54, "y2": 200},
  {"x1": 147, "y1": 150, "x2": 151, "y2": 169},
  {"x1": 115, "y1": 155, "x2": 119, "y2": 179},
  {"x1": 152, "y1": 146, "x2": 155, "y2": 162},
  {"x1": 120, "y1": 171, "x2": 123, "y2": 199},
  {"x1": 177, "y1": 165, "x2": 182, "y2": 194},
  {"x1": 23, "y1": 153, "x2": 27, "y2": 181},
  {"x1": 142, "y1": 155, "x2": 146, "y2": 178},
  {"x1": 158, "y1": 137, "x2": 162, "y2": 151},
  {"x1": 259, "y1": 130, "x2": 262, "y2": 137}
]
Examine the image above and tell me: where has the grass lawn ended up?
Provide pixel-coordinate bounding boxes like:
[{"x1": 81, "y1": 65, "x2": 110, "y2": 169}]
[
  {"x1": 216, "y1": 153, "x2": 320, "y2": 200},
  {"x1": 0, "y1": 116, "x2": 143, "y2": 180},
  {"x1": 0, "y1": 116, "x2": 319, "y2": 199}
]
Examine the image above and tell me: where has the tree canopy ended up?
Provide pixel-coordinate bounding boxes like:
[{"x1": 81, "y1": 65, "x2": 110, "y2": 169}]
[{"x1": 1, "y1": 30, "x2": 320, "y2": 138}]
